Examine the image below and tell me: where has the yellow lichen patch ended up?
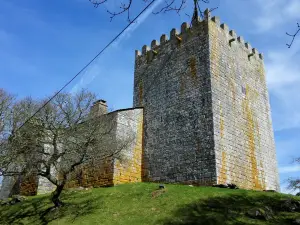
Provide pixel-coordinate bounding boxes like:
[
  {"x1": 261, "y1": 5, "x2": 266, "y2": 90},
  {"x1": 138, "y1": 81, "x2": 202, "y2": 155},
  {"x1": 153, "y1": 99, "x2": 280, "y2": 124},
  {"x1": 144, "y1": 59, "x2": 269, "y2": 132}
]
[
  {"x1": 113, "y1": 113, "x2": 143, "y2": 185},
  {"x1": 246, "y1": 85, "x2": 259, "y2": 102},
  {"x1": 218, "y1": 151, "x2": 227, "y2": 184},
  {"x1": 230, "y1": 157, "x2": 240, "y2": 185},
  {"x1": 176, "y1": 37, "x2": 182, "y2": 48},
  {"x1": 243, "y1": 89, "x2": 263, "y2": 190},
  {"x1": 257, "y1": 63, "x2": 266, "y2": 83},
  {"x1": 189, "y1": 56, "x2": 197, "y2": 80},
  {"x1": 19, "y1": 175, "x2": 38, "y2": 196},
  {"x1": 180, "y1": 73, "x2": 186, "y2": 95},
  {"x1": 65, "y1": 157, "x2": 115, "y2": 188},
  {"x1": 254, "y1": 116, "x2": 261, "y2": 151},
  {"x1": 139, "y1": 81, "x2": 143, "y2": 106},
  {"x1": 220, "y1": 106, "x2": 224, "y2": 138}
]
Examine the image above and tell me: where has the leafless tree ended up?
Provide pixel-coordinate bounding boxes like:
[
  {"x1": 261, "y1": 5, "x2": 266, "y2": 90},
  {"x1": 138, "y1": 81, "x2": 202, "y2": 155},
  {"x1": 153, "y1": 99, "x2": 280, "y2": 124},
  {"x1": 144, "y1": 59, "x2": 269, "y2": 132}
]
[
  {"x1": 0, "y1": 89, "x2": 134, "y2": 207},
  {"x1": 287, "y1": 157, "x2": 300, "y2": 194},
  {"x1": 0, "y1": 95, "x2": 40, "y2": 200}
]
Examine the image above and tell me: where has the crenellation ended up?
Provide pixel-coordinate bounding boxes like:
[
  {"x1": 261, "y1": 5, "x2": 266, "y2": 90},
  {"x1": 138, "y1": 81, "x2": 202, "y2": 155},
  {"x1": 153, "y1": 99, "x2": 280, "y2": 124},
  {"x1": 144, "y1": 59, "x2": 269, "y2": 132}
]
[
  {"x1": 220, "y1": 23, "x2": 229, "y2": 33},
  {"x1": 142, "y1": 45, "x2": 150, "y2": 55},
  {"x1": 245, "y1": 42, "x2": 252, "y2": 50},
  {"x1": 204, "y1": 8, "x2": 211, "y2": 20},
  {"x1": 252, "y1": 48, "x2": 259, "y2": 58},
  {"x1": 151, "y1": 40, "x2": 159, "y2": 49},
  {"x1": 135, "y1": 50, "x2": 141, "y2": 58},
  {"x1": 237, "y1": 36, "x2": 244, "y2": 44},
  {"x1": 181, "y1": 22, "x2": 189, "y2": 33},
  {"x1": 209, "y1": 22, "x2": 262, "y2": 60},
  {"x1": 211, "y1": 16, "x2": 220, "y2": 26},
  {"x1": 259, "y1": 53, "x2": 264, "y2": 60},
  {"x1": 136, "y1": 17, "x2": 263, "y2": 64},
  {"x1": 160, "y1": 34, "x2": 168, "y2": 43},
  {"x1": 229, "y1": 30, "x2": 237, "y2": 38},
  {"x1": 170, "y1": 28, "x2": 179, "y2": 41}
]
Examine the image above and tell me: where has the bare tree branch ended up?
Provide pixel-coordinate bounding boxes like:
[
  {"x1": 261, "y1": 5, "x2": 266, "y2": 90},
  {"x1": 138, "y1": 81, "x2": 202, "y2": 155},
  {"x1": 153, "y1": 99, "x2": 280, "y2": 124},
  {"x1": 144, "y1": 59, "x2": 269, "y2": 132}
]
[
  {"x1": 88, "y1": 0, "x2": 214, "y2": 21},
  {"x1": 89, "y1": 0, "x2": 108, "y2": 8},
  {"x1": 107, "y1": 0, "x2": 133, "y2": 22},
  {"x1": 286, "y1": 22, "x2": 300, "y2": 48},
  {"x1": 287, "y1": 157, "x2": 300, "y2": 193},
  {"x1": 0, "y1": 89, "x2": 135, "y2": 207}
]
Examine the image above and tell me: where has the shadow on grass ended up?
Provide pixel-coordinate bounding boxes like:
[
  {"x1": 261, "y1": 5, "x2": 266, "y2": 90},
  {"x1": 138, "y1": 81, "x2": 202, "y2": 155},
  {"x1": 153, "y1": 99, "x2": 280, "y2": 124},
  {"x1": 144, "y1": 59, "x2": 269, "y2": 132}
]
[
  {"x1": 0, "y1": 190, "x2": 103, "y2": 225},
  {"x1": 161, "y1": 191, "x2": 300, "y2": 225}
]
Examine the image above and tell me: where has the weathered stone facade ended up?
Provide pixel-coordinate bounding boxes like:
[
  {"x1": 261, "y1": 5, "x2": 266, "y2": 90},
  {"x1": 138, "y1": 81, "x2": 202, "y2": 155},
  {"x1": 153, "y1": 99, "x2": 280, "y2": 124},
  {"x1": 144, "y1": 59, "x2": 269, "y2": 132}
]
[
  {"x1": 36, "y1": 108, "x2": 143, "y2": 194},
  {"x1": 208, "y1": 17, "x2": 279, "y2": 191},
  {"x1": 133, "y1": 10, "x2": 279, "y2": 191},
  {"x1": 0, "y1": 10, "x2": 280, "y2": 197}
]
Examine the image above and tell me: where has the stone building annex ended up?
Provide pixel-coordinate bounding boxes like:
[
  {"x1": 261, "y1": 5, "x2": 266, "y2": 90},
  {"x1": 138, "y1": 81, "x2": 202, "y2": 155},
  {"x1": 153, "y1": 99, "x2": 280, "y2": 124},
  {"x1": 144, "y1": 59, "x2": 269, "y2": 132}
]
[{"x1": 0, "y1": 9, "x2": 280, "y2": 197}]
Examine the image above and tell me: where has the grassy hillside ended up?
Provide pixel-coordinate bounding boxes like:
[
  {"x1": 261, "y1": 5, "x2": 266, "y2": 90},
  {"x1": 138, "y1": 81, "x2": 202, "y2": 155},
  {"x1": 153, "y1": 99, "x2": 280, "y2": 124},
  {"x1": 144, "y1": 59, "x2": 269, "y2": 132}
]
[{"x1": 0, "y1": 183, "x2": 299, "y2": 225}]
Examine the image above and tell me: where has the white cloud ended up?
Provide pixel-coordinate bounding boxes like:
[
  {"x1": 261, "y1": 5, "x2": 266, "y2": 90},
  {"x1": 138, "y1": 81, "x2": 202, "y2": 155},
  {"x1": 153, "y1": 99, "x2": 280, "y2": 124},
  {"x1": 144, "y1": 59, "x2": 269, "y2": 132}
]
[
  {"x1": 72, "y1": 0, "x2": 164, "y2": 92},
  {"x1": 265, "y1": 40, "x2": 300, "y2": 131},
  {"x1": 112, "y1": 0, "x2": 164, "y2": 47},
  {"x1": 71, "y1": 61, "x2": 100, "y2": 94},
  {"x1": 279, "y1": 164, "x2": 300, "y2": 173},
  {"x1": 253, "y1": 0, "x2": 300, "y2": 32},
  {"x1": 284, "y1": 0, "x2": 300, "y2": 17}
]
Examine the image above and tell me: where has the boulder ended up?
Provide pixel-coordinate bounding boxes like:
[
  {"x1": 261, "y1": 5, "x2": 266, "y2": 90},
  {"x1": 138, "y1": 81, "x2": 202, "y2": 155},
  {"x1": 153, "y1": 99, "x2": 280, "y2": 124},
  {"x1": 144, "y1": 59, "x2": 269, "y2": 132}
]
[
  {"x1": 0, "y1": 195, "x2": 27, "y2": 205},
  {"x1": 212, "y1": 183, "x2": 239, "y2": 189},
  {"x1": 263, "y1": 190, "x2": 276, "y2": 192},
  {"x1": 293, "y1": 218, "x2": 300, "y2": 225},
  {"x1": 227, "y1": 183, "x2": 239, "y2": 189},
  {"x1": 212, "y1": 184, "x2": 228, "y2": 188},
  {"x1": 158, "y1": 184, "x2": 165, "y2": 189},
  {"x1": 246, "y1": 207, "x2": 274, "y2": 220},
  {"x1": 281, "y1": 198, "x2": 300, "y2": 212}
]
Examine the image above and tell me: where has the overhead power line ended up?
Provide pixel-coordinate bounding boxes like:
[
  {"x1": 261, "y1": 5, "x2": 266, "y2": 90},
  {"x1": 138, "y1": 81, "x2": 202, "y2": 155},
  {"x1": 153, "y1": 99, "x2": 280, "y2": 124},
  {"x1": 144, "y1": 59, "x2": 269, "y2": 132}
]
[{"x1": 15, "y1": 0, "x2": 156, "y2": 133}]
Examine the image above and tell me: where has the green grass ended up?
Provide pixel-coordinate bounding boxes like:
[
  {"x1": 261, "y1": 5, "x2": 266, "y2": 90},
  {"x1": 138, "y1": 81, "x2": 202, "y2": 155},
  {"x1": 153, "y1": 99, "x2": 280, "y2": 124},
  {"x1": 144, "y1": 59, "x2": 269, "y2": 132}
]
[{"x1": 0, "y1": 183, "x2": 299, "y2": 225}]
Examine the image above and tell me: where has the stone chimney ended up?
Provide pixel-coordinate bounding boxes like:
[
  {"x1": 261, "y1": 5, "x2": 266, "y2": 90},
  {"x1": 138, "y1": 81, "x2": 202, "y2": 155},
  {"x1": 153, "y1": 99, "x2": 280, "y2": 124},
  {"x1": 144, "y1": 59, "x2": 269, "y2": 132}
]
[{"x1": 90, "y1": 99, "x2": 108, "y2": 118}]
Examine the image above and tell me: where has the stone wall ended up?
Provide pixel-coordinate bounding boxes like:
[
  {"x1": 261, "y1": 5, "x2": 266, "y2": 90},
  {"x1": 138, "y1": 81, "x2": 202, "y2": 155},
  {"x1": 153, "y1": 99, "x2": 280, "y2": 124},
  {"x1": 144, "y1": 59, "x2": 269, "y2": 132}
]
[
  {"x1": 133, "y1": 10, "x2": 279, "y2": 190},
  {"x1": 38, "y1": 108, "x2": 143, "y2": 193},
  {"x1": 0, "y1": 170, "x2": 38, "y2": 199},
  {"x1": 113, "y1": 108, "x2": 143, "y2": 184},
  {"x1": 64, "y1": 112, "x2": 118, "y2": 189},
  {"x1": 134, "y1": 20, "x2": 216, "y2": 185},
  {"x1": 208, "y1": 15, "x2": 280, "y2": 191},
  {"x1": 19, "y1": 174, "x2": 38, "y2": 196}
]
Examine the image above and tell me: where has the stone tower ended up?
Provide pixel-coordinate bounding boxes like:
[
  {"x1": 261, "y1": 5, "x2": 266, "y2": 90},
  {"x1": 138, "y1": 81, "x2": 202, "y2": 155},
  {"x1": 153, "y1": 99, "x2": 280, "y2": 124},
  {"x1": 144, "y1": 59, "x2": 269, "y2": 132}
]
[{"x1": 133, "y1": 9, "x2": 280, "y2": 191}]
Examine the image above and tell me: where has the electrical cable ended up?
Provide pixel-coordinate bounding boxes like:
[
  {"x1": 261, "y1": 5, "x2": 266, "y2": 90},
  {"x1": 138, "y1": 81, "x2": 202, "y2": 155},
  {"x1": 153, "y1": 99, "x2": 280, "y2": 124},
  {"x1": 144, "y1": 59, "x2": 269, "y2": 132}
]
[{"x1": 14, "y1": 0, "x2": 157, "y2": 133}]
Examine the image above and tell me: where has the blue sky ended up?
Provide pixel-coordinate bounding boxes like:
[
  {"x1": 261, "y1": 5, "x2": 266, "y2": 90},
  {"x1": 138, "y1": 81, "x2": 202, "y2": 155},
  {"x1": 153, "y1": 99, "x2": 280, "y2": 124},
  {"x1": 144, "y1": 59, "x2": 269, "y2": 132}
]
[{"x1": 0, "y1": 0, "x2": 299, "y2": 193}]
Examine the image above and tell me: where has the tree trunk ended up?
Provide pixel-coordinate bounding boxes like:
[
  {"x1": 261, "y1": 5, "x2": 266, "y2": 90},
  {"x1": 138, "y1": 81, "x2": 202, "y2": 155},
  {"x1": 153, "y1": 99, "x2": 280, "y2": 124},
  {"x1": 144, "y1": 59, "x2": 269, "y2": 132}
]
[{"x1": 51, "y1": 184, "x2": 64, "y2": 207}]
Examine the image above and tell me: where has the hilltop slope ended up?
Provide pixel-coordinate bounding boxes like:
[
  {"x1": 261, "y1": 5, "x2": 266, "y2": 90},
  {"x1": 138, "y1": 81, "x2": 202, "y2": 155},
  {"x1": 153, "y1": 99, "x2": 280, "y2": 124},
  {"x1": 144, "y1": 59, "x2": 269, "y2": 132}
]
[{"x1": 0, "y1": 183, "x2": 299, "y2": 225}]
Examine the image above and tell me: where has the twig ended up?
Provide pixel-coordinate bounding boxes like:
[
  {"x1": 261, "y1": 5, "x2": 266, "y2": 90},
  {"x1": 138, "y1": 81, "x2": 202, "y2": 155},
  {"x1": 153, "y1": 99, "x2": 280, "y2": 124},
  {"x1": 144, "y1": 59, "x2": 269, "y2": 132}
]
[
  {"x1": 89, "y1": 0, "x2": 108, "y2": 8},
  {"x1": 286, "y1": 22, "x2": 300, "y2": 48},
  {"x1": 153, "y1": 0, "x2": 187, "y2": 14},
  {"x1": 107, "y1": 0, "x2": 133, "y2": 22}
]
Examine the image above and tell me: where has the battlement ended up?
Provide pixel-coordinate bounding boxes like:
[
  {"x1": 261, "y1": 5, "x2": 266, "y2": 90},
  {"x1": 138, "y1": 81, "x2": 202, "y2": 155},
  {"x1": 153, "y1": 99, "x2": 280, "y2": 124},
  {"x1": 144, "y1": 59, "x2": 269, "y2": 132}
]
[
  {"x1": 135, "y1": 19, "x2": 206, "y2": 61},
  {"x1": 135, "y1": 9, "x2": 263, "y2": 62}
]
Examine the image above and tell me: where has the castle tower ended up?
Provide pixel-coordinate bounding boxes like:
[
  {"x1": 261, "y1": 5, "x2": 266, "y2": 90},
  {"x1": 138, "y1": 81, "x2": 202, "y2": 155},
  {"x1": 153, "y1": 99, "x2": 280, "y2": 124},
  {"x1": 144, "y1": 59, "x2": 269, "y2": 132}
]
[{"x1": 133, "y1": 9, "x2": 280, "y2": 191}]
